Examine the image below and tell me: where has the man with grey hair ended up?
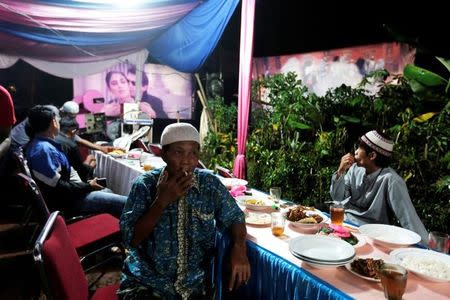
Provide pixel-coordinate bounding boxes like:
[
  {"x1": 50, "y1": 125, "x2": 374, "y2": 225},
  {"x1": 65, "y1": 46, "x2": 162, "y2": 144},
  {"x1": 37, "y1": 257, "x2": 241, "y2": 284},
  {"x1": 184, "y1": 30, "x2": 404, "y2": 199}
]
[
  {"x1": 119, "y1": 122, "x2": 250, "y2": 300},
  {"x1": 330, "y1": 129, "x2": 428, "y2": 243}
]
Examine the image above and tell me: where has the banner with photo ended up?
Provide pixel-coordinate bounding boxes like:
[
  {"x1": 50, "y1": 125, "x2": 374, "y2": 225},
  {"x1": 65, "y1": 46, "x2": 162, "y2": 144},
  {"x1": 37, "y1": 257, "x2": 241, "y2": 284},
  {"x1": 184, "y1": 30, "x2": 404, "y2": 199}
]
[
  {"x1": 252, "y1": 42, "x2": 416, "y2": 97},
  {"x1": 73, "y1": 61, "x2": 194, "y2": 129}
]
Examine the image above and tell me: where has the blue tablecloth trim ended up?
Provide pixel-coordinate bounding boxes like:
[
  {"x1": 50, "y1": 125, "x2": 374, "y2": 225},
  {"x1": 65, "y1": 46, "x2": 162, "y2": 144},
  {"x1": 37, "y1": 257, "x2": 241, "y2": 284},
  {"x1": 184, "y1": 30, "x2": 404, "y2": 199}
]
[{"x1": 215, "y1": 232, "x2": 353, "y2": 300}]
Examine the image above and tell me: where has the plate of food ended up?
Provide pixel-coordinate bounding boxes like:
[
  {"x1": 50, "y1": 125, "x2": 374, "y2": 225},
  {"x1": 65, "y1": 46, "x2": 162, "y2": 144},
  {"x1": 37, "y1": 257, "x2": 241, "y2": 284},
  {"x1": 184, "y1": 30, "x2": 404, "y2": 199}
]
[
  {"x1": 108, "y1": 149, "x2": 126, "y2": 158},
  {"x1": 390, "y1": 248, "x2": 450, "y2": 282},
  {"x1": 359, "y1": 224, "x2": 421, "y2": 248},
  {"x1": 235, "y1": 195, "x2": 275, "y2": 211},
  {"x1": 220, "y1": 177, "x2": 248, "y2": 190},
  {"x1": 317, "y1": 224, "x2": 366, "y2": 248},
  {"x1": 245, "y1": 212, "x2": 271, "y2": 226},
  {"x1": 345, "y1": 257, "x2": 385, "y2": 282},
  {"x1": 285, "y1": 206, "x2": 328, "y2": 230}
]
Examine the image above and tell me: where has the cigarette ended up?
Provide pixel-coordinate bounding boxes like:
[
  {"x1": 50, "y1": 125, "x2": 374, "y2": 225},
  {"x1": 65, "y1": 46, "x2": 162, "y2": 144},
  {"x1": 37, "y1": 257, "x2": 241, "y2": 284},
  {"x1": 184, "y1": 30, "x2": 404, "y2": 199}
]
[{"x1": 184, "y1": 171, "x2": 188, "y2": 176}]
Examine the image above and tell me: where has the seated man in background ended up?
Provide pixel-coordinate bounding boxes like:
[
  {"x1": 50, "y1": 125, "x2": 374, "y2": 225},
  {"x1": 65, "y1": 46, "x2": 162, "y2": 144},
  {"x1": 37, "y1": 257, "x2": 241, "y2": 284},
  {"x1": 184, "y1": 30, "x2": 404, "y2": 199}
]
[
  {"x1": 11, "y1": 100, "x2": 116, "y2": 154},
  {"x1": 118, "y1": 123, "x2": 250, "y2": 300},
  {"x1": 56, "y1": 116, "x2": 95, "y2": 181},
  {"x1": 25, "y1": 105, "x2": 127, "y2": 218},
  {"x1": 330, "y1": 129, "x2": 428, "y2": 243}
]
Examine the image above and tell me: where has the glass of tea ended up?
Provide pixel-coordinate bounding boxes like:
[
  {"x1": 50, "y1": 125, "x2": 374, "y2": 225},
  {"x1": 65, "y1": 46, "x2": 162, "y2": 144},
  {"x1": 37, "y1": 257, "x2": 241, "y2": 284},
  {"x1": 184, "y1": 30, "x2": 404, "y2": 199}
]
[
  {"x1": 379, "y1": 263, "x2": 408, "y2": 300},
  {"x1": 330, "y1": 202, "x2": 345, "y2": 225},
  {"x1": 271, "y1": 212, "x2": 285, "y2": 237}
]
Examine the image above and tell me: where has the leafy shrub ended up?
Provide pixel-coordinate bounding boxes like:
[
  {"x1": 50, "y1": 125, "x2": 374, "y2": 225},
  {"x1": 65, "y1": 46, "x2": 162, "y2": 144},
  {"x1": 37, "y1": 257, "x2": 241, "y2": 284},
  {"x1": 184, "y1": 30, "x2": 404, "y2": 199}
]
[{"x1": 202, "y1": 67, "x2": 450, "y2": 232}]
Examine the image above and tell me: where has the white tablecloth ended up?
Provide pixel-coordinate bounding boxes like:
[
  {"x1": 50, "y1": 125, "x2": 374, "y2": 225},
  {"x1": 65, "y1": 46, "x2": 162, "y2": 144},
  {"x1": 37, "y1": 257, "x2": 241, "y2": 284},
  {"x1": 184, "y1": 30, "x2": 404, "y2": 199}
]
[{"x1": 94, "y1": 151, "x2": 166, "y2": 196}]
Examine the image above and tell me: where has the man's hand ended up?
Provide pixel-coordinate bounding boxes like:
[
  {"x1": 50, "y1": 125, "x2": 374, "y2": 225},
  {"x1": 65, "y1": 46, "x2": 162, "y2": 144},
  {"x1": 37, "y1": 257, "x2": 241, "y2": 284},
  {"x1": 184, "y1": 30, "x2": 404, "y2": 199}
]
[
  {"x1": 88, "y1": 177, "x2": 104, "y2": 190},
  {"x1": 84, "y1": 154, "x2": 97, "y2": 168},
  {"x1": 100, "y1": 145, "x2": 116, "y2": 154},
  {"x1": 228, "y1": 242, "x2": 251, "y2": 291},
  {"x1": 337, "y1": 153, "x2": 355, "y2": 178},
  {"x1": 154, "y1": 170, "x2": 194, "y2": 208}
]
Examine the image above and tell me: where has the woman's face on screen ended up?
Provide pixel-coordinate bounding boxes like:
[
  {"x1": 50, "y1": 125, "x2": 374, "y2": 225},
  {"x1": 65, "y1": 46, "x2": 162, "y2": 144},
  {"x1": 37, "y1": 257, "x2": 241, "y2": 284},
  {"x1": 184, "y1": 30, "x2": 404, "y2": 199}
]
[{"x1": 108, "y1": 72, "x2": 131, "y2": 101}]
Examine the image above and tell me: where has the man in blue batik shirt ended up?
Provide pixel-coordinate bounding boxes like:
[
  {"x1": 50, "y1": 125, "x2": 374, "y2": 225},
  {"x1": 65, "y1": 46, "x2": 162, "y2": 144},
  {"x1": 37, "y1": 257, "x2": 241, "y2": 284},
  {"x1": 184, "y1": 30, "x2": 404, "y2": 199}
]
[{"x1": 119, "y1": 123, "x2": 250, "y2": 300}]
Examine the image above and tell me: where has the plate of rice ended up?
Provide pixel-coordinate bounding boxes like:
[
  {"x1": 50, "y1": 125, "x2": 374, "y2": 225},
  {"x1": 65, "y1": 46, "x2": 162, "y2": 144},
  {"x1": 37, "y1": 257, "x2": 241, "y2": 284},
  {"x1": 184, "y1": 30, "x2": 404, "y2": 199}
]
[
  {"x1": 235, "y1": 195, "x2": 275, "y2": 211},
  {"x1": 390, "y1": 248, "x2": 450, "y2": 282}
]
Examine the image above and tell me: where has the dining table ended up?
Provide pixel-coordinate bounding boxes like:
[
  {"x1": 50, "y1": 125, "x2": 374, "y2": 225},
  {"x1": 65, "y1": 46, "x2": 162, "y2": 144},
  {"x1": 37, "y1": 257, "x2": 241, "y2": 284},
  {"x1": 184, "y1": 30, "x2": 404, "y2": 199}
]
[
  {"x1": 93, "y1": 156, "x2": 450, "y2": 299},
  {"x1": 94, "y1": 151, "x2": 165, "y2": 196},
  {"x1": 218, "y1": 189, "x2": 449, "y2": 300}
]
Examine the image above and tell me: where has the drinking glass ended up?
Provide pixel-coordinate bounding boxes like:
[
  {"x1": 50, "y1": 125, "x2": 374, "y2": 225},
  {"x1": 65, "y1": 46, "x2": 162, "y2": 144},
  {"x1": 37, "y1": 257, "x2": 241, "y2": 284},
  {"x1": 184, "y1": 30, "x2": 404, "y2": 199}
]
[
  {"x1": 379, "y1": 263, "x2": 408, "y2": 300},
  {"x1": 271, "y1": 212, "x2": 285, "y2": 237},
  {"x1": 330, "y1": 202, "x2": 345, "y2": 225},
  {"x1": 428, "y1": 231, "x2": 449, "y2": 253},
  {"x1": 269, "y1": 187, "x2": 282, "y2": 204}
]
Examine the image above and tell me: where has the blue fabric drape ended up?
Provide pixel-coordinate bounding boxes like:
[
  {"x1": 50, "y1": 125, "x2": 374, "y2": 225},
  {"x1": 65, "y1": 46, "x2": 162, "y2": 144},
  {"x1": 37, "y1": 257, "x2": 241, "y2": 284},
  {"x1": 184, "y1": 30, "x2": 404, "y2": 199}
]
[
  {"x1": 215, "y1": 232, "x2": 353, "y2": 300},
  {"x1": 0, "y1": 0, "x2": 239, "y2": 72},
  {"x1": 148, "y1": 0, "x2": 240, "y2": 72}
]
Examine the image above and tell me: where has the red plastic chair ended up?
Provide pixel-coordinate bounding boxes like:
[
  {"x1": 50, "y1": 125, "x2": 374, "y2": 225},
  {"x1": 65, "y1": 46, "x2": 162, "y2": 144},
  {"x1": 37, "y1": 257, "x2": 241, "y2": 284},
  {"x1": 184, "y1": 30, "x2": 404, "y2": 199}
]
[
  {"x1": 17, "y1": 173, "x2": 122, "y2": 271},
  {"x1": 216, "y1": 165, "x2": 234, "y2": 178},
  {"x1": 33, "y1": 211, "x2": 119, "y2": 300}
]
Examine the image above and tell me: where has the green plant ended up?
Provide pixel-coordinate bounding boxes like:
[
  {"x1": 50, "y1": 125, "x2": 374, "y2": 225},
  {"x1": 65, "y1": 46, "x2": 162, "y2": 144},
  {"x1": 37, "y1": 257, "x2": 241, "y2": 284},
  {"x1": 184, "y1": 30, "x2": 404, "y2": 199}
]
[
  {"x1": 202, "y1": 60, "x2": 450, "y2": 232},
  {"x1": 200, "y1": 96, "x2": 237, "y2": 170}
]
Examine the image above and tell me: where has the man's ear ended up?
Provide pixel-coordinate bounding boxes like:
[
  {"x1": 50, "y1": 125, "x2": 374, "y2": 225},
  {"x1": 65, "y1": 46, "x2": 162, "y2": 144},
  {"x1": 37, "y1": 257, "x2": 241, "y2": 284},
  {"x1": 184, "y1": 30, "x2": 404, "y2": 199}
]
[{"x1": 369, "y1": 151, "x2": 377, "y2": 161}]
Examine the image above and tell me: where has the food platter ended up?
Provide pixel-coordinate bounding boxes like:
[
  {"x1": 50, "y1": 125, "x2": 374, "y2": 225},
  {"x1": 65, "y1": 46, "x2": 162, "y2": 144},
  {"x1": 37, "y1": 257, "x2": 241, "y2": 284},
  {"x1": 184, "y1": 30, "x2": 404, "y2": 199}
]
[
  {"x1": 359, "y1": 224, "x2": 421, "y2": 248},
  {"x1": 245, "y1": 212, "x2": 271, "y2": 226},
  {"x1": 108, "y1": 149, "x2": 126, "y2": 158},
  {"x1": 235, "y1": 195, "x2": 275, "y2": 211},
  {"x1": 317, "y1": 224, "x2": 367, "y2": 248},
  {"x1": 286, "y1": 210, "x2": 329, "y2": 230},
  {"x1": 220, "y1": 177, "x2": 248, "y2": 190},
  {"x1": 344, "y1": 263, "x2": 381, "y2": 282},
  {"x1": 390, "y1": 248, "x2": 450, "y2": 282}
]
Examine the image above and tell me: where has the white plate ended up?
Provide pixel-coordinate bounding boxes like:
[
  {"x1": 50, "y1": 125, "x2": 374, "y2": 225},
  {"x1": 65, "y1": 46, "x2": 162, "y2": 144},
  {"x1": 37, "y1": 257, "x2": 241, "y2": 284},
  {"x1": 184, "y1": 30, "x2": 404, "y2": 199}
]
[
  {"x1": 390, "y1": 248, "x2": 450, "y2": 282},
  {"x1": 235, "y1": 195, "x2": 275, "y2": 211},
  {"x1": 344, "y1": 262, "x2": 381, "y2": 282},
  {"x1": 302, "y1": 259, "x2": 350, "y2": 269},
  {"x1": 220, "y1": 177, "x2": 248, "y2": 189},
  {"x1": 359, "y1": 224, "x2": 421, "y2": 248},
  {"x1": 289, "y1": 235, "x2": 355, "y2": 262},
  {"x1": 352, "y1": 233, "x2": 367, "y2": 248},
  {"x1": 245, "y1": 212, "x2": 271, "y2": 226}
]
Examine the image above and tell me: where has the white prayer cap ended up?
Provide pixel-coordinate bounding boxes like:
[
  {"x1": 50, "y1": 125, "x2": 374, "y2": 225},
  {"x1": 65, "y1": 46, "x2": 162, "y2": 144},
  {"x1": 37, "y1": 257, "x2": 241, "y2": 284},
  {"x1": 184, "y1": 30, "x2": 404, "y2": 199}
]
[
  {"x1": 160, "y1": 123, "x2": 200, "y2": 146},
  {"x1": 60, "y1": 101, "x2": 79, "y2": 114},
  {"x1": 361, "y1": 130, "x2": 394, "y2": 157}
]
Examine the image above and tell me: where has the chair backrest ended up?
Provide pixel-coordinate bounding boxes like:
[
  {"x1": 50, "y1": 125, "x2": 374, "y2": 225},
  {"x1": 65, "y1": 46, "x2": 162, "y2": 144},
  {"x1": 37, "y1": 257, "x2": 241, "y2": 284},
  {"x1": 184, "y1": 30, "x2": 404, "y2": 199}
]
[
  {"x1": 34, "y1": 211, "x2": 89, "y2": 300},
  {"x1": 148, "y1": 143, "x2": 162, "y2": 156},
  {"x1": 17, "y1": 173, "x2": 50, "y2": 220},
  {"x1": 215, "y1": 165, "x2": 234, "y2": 178},
  {"x1": 131, "y1": 139, "x2": 149, "y2": 152},
  {"x1": 10, "y1": 147, "x2": 32, "y2": 177}
]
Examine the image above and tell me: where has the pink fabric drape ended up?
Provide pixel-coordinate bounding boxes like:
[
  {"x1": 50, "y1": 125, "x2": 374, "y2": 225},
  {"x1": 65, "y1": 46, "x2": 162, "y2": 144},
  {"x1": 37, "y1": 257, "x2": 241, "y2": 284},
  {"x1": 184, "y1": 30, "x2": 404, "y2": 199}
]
[{"x1": 233, "y1": 0, "x2": 255, "y2": 179}]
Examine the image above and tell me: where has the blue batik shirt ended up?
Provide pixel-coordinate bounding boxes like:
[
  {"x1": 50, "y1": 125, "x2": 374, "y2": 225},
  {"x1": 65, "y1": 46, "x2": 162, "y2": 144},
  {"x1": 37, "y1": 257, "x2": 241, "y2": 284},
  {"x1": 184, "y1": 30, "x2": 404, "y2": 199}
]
[{"x1": 119, "y1": 168, "x2": 245, "y2": 297}]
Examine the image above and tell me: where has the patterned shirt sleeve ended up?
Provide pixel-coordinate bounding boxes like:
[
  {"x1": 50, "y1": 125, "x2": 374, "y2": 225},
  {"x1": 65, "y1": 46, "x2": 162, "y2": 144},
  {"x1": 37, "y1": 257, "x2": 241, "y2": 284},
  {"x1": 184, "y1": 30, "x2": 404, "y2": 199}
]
[
  {"x1": 210, "y1": 175, "x2": 245, "y2": 231},
  {"x1": 120, "y1": 172, "x2": 157, "y2": 248}
]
